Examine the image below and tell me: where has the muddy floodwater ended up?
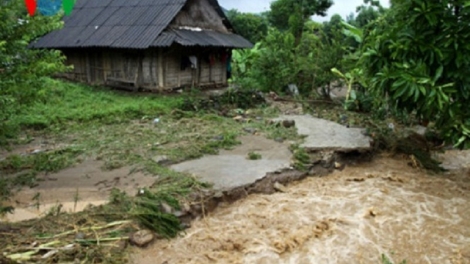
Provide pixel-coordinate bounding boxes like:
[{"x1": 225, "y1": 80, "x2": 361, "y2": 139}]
[{"x1": 132, "y1": 154, "x2": 470, "y2": 264}]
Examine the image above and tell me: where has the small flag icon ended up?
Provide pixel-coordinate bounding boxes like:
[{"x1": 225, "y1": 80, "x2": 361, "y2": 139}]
[
  {"x1": 24, "y1": 0, "x2": 76, "y2": 16},
  {"x1": 25, "y1": 0, "x2": 37, "y2": 16}
]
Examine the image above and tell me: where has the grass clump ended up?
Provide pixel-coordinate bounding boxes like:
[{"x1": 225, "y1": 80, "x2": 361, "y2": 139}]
[
  {"x1": 291, "y1": 145, "x2": 311, "y2": 171},
  {"x1": 131, "y1": 188, "x2": 183, "y2": 238},
  {"x1": 381, "y1": 253, "x2": 407, "y2": 264},
  {"x1": 247, "y1": 151, "x2": 262, "y2": 160},
  {"x1": 107, "y1": 188, "x2": 184, "y2": 239},
  {"x1": 127, "y1": 166, "x2": 209, "y2": 238}
]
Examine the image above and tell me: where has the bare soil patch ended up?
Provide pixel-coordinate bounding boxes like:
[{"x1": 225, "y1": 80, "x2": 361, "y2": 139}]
[{"x1": 3, "y1": 159, "x2": 156, "y2": 222}]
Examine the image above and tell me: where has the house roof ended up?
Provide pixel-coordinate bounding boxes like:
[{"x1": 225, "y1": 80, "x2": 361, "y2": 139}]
[{"x1": 30, "y1": 0, "x2": 252, "y2": 49}]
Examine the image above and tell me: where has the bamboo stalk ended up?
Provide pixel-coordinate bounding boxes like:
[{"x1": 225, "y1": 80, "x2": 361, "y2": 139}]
[
  {"x1": 6, "y1": 241, "x2": 61, "y2": 261},
  {"x1": 93, "y1": 229, "x2": 100, "y2": 246},
  {"x1": 75, "y1": 237, "x2": 128, "y2": 243},
  {"x1": 38, "y1": 220, "x2": 132, "y2": 239}
]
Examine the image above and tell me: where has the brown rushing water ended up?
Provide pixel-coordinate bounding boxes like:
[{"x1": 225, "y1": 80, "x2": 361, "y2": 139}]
[{"x1": 131, "y1": 154, "x2": 470, "y2": 264}]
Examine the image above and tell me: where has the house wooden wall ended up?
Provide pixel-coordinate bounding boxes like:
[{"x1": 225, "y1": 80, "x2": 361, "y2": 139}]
[
  {"x1": 162, "y1": 46, "x2": 228, "y2": 89},
  {"x1": 60, "y1": 46, "x2": 229, "y2": 91}
]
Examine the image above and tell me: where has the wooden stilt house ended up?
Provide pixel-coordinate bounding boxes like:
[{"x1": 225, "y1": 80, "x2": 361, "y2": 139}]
[{"x1": 31, "y1": 0, "x2": 252, "y2": 91}]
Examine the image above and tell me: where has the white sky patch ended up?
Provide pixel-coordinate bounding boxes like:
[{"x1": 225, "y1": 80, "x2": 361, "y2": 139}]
[{"x1": 219, "y1": 0, "x2": 390, "y2": 22}]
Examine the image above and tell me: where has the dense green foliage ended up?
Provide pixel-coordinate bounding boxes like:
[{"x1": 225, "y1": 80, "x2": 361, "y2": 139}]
[
  {"x1": 226, "y1": 9, "x2": 268, "y2": 43},
  {"x1": 232, "y1": 15, "x2": 346, "y2": 98},
  {"x1": 356, "y1": 0, "x2": 470, "y2": 148},
  {"x1": 349, "y1": 0, "x2": 386, "y2": 28},
  {"x1": 238, "y1": 29, "x2": 298, "y2": 92},
  {"x1": 0, "y1": 0, "x2": 67, "y2": 145},
  {"x1": 268, "y1": 0, "x2": 333, "y2": 45},
  {"x1": 315, "y1": 15, "x2": 348, "y2": 98}
]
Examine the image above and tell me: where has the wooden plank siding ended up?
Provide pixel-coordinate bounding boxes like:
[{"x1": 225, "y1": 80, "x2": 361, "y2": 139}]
[
  {"x1": 199, "y1": 57, "x2": 225, "y2": 85},
  {"x1": 141, "y1": 50, "x2": 158, "y2": 89},
  {"x1": 60, "y1": 46, "x2": 228, "y2": 91}
]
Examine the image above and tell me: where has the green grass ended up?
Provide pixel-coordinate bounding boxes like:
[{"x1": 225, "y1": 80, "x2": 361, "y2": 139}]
[
  {"x1": 247, "y1": 151, "x2": 262, "y2": 160},
  {"x1": 291, "y1": 145, "x2": 311, "y2": 171},
  {"x1": 12, "y1": 79, "x2": 181, "y2": 130}
]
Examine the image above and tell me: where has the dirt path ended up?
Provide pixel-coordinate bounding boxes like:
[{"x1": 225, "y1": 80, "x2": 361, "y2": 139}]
[
  {"x1": 131, "y1": 154, "x2": 470, "y2": 264},
  {"x1": 2, "y1": 159, "x2": 156, "y2": 222}
]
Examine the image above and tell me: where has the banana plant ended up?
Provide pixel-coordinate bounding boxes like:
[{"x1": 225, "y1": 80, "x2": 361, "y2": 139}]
[
  {"x1": 232, "y1": 42, "x2": 262, "y2": 78},
  {"x1": 331, "y1": 67, "x2": 364, "y2": 110},
  {"x1": 341, "y1": 21, "x2": 363, "y2": 43}
]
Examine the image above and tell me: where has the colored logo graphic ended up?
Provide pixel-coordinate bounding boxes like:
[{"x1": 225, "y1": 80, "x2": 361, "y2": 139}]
[{"x1": 25, "y1": 0, "x2": 75, "y2": 16}]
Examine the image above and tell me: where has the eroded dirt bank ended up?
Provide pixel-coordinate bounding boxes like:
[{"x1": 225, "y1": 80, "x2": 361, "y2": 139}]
[{"x1": 131, "y1": 155, "x2": 470, "y2": 264}]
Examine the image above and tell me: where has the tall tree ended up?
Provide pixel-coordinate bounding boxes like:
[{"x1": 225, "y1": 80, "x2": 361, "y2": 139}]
[
  {"x1": 226, "y1": 9, "x2": 268, "y2": 43},
  {"x1": 322, "y1": 13, "x2": 343, "y2": 39},
  {"x1": 354, "y1": 0, "x2": 386, "y2": 28},
  {"x1": 268, "y1": 0, "x2": 333, "y2": 45}
]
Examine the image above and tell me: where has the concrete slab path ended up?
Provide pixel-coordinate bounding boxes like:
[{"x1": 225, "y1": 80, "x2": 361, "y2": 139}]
[
  {"x1": 172, "y1": 115, "x2": 372, "y2": 191},
  {"x1": 171, "y1": 135, "x2": 292, "y2": 191},
  {"x1": 274, "y1": 115, "x2": 371, "y2": 151}
]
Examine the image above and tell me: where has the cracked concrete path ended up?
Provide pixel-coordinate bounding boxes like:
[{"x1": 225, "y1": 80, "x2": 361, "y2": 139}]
[
  {"x1": 171, "y1": 135, "x2": 292, "y2": 191},
  {"x1": 171, "y1": 115, "x2": 372, "y2": 191},
  {"x1": 275, "y1": 115, "x2": 371, "y2": 151}
]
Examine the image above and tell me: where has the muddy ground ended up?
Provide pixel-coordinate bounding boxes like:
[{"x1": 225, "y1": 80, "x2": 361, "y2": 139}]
[
  {"x1": 131, "y1": 153, "x2": 470, "y2": 264},
  {"x1": 2, "y1": 159, "x2": 156, "y2": 222}
]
